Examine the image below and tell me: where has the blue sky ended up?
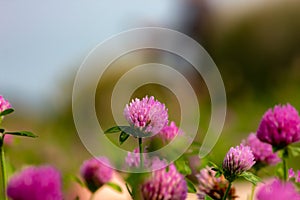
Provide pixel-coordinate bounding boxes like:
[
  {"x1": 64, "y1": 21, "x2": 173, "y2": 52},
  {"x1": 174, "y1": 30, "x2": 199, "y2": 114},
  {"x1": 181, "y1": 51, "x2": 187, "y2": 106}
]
[{"x1": 0, "y1": 0, "x2": 175, "y2": 109}]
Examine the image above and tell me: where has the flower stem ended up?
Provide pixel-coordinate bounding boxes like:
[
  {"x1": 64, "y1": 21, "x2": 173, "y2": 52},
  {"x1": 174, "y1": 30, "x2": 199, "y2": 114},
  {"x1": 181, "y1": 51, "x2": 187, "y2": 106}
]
[
  {"x1": 0, "y1": 138, "x2": 8, "y2": 200},
  {"x1": 222, "y1": 181, "x2": 232, "y2": 200},
  {"x1": 250, "y1": 184, "x2": 256, "y2": 200},
  {"x1": 138, "y1": 138, "x2": 143, "y2": 169},
  {"x1": 282, "y1": 147, "x2": 288, "y2": 182},
  {"x1": 283, "y1": 157, "x2": 287, "y2": 181}
]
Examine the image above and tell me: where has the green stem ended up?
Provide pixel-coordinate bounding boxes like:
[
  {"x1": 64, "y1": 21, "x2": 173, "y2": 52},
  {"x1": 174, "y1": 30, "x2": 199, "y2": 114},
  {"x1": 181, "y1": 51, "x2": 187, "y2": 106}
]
[
  {"x1": 282, "y1": 147, "x2": 288, "y2": 182},
  {"x1": 283, "y1": 156, "x2": 287, "y2": 181},
  {"x1": 250, "y1": 184, "x2": 256, "y2": 200},
  {"x1": 138, "y1": 138, "x2": 143, "y2": 169},
  {"x1": 0, "y1": 139, "x2": 8, "y2": 200},
  {"x1": 222, "y1": 181, "x2": 232, "y2": 200}
]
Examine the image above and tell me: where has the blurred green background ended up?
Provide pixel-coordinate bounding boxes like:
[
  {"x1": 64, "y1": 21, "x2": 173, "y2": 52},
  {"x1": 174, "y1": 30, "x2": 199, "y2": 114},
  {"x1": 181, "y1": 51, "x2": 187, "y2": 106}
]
[{"x1": 1, "y1": 0, "x2": 300, "y2": 195}]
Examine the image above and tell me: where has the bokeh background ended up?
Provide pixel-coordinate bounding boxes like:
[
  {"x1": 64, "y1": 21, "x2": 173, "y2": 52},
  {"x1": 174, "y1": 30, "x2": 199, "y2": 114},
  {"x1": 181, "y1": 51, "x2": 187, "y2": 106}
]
[{"x1": 1, "y1": 0, "x2": 300, "y2": 198}]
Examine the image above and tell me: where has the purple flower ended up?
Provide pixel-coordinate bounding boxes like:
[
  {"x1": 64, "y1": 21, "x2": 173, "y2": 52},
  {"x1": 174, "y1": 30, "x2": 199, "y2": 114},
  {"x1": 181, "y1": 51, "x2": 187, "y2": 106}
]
[
  {"x1": 141, "y1": 164, "x2": 187, "y2": 200},
  {"x1": 222, "y1": 144, "x2": 255, "y2": 180},
  {"x1": 0, "y1": 95, "x2": 12, "y2": 113},
  {"x1": 256, "y1": 178, "x2": 300, "y2": 200},
  {"x1": 257, "y1": 104, "x2": 300, "y2": 149},
  {"x1": 123, "y1": 96, "x2": 168, "y2": 135},
  {"x1": 80, "y1": 157, "x2": 113, "y2": 192},
  {"x1": 159, "y1": 121, "x2": 182, "y2": 142},
  {"x1": 287, "y1": 168, "x2": 300, "y2": 183},
  {"x1": 196, "y1": 167, "x2": 237, "y2": 200},
  {"x1": 297, "y1": 171, "x2": 300, "y2": 183},
  {"x1": 7, "y1": 165, "x2": 63, "y2": 200},
  {"x1": 243, "y1": 133, "x2": 280, "y2": 167}
]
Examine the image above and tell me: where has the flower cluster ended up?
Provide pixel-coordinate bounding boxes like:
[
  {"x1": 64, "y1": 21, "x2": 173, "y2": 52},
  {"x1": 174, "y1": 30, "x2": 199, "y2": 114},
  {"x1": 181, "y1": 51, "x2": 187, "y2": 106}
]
[
  {"x1": 80, "y1": 157, "x2": 113, "y2": 192},
  {"x1": 243, "y1": 133, "x2": 280, "y2": 167},
  {"x1": 123, "y1": 96, "x2": 168, "y2": 135},
  {"x1": 141, "y1": 164, "x2": 187, "y2": 200},
  {"x1": 196, "y1": 167, "x2": 237, "y2": 200},
  {"x1": 222, "y1": 144, "x2": 255, "y2": 180},
  {"x1": 7, "y1": 166, "x2": 63, "y2": 200},
  {"x1": 257, "y1": 104, "x2": 300, "y2": 149}
]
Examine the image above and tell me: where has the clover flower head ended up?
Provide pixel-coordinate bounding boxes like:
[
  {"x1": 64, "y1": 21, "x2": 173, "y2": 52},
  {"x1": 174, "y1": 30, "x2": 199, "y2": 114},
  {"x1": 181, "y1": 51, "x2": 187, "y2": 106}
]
[
  {"x1": 243, "y1": 133, "x2": 280, "y2": 166},
  {"x1": 80, "y1": 157, "x2": 113, "y2": 192},
  {"x1": 7, "y1": 165, "x2": 63, "y2": 200},
  {"x1": 0, "y1": 95, "x2": 12, "y2": 113},
  {"x1": 256, "y1": 178, "x2": 300, "y2": 200},
  {"x1": 222, "y1": 144, "x2": 255, "y2": 180},
  {"x1": 257, "y1": 104, "x2": 300, "y2": 149},
  {"x1": 196, "y1": 167, "x2": 237, "y2": 200},
  {"x1": 141, "y1": 164, "x2": 187, "y2": 200},
  {"x1": 123, "y1": 96, "x2": 168, "y2": 135}
]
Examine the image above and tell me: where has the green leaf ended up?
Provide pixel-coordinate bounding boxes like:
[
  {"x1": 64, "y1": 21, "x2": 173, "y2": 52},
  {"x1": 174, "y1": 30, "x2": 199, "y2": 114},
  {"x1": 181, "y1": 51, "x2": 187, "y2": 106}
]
[
  {"x1": 119, "y1": 131, "x2": 130, "y2": 145},
  {"x1": 209, "y1": 161, "x2": 223, "y2": 177},
  {"x1": 69, "y1": 175, "x2": 85, "y2": 187},
  {"x1": 185, "y1": 178, "x2": 197, "y2": 193},
  {"x1": 240, "y1": 171, "x2": 262, "y2": 185},
  {"x1": 4, "y1": 131, "x2": 37, "y2": 138},
  {"x1": 105, "y1": 126, "x2": 122, "y2": 134},
  {"x1": 175, "y1": 159, "x2": 192, "y2": 175},
  {"x1": 204, "y1": 195, "x2": 214, "y2": 200},
  {"x1": 288, "y1": 146, "x2": 300, "y2": 157},
  {"x1": 0, "y1": 108, "x2": 14, "y2": 116},
  {"x1": 0, "y1": 128, "x2": 4, "y2": 133},
  {"x1": 106, "y1": 182, "x2": 122, "y2": 193}
]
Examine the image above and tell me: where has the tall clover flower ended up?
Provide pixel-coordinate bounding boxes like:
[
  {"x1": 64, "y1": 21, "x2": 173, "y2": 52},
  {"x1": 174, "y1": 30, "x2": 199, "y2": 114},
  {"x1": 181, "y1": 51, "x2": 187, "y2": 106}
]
[
  {"x1": 0, "y1": 96, "x2": 37, "y2": 200},
  {"x1": 80, "y1": 157, "x2": 113, "y2": 193},
  {"x1": 124, "y1": 96, "x2": 168, "y2": 135},
  {"x1": 211, "y1": 144, "x2": 258, "y2": 200},
  {"x1": 257, "y1": 104, "x2": 300, "y2": 181},
  {"x1": 243, "y1": 133, "x2": 280, "y2": 169},
  {"x1": 256, "y1": 178, "x2": 300, "y2": 200},
  {"x1": 141, "y1": 164, "x2": 187, "y2": 200},
  {"x1": 257, "y1": 104, "x2": 300, "y2": 149},
  {"x1": 196, "y1": 167, "x2": 237, "y2": 200},
  {"x1": 7, "y1": 166, "x2": 63, "y2": 200},
  {"x1": 222, "y1": 144, "x2": 255, "y2": 179}
]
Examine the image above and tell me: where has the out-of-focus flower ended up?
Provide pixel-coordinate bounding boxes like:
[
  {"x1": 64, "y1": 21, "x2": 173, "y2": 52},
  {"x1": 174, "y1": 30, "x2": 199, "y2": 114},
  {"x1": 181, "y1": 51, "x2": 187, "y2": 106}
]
[
  {"x1": 257, "y1": 104, "x2": 300, "y2": 149},
  {"x1": 80, "y1": 157, "x2": 113, "y2": 193},
  {"x1": 159, "y1": 121, "x2": 183, "y2": 142},
  {"x1": 256, "y1": 178, "x2": 300, "y2": 200},
  {"x1": 3, "y1": 134, "x2": 14, "y2": 146},
  {"x1": 141, "y1": 164, "x2": 187, "y2": 200},
  {"x1": 289, "y1": 168, "x2": 296, "y2": 179},
  {"x1": 222, "y1": 144, "x2": 255, "y2": 181},
  {"x1": 288, "y1": 168, "x2": 300, "y2": 183},
  {"x1": 243, "y1": 133, "x2": 280, "y2": 167},
  {"x1": 0, "y1": 95, "x2": 11, "y2": 113},
  {"x1": 196, "y1": 167, "x2": 237, "y2": 200},
  {"x1": 7, "y1": 165, "x2": 63, "y2": 200},
  {"x1": 125, "y1": 148, "x2": 167, "y2": 170},
  {"x1": 125, "y1": 148, "x2": 149, "y2": 168},
  {"x1": 123, "y1": 96, "x2": 168, "y2": 135}
]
